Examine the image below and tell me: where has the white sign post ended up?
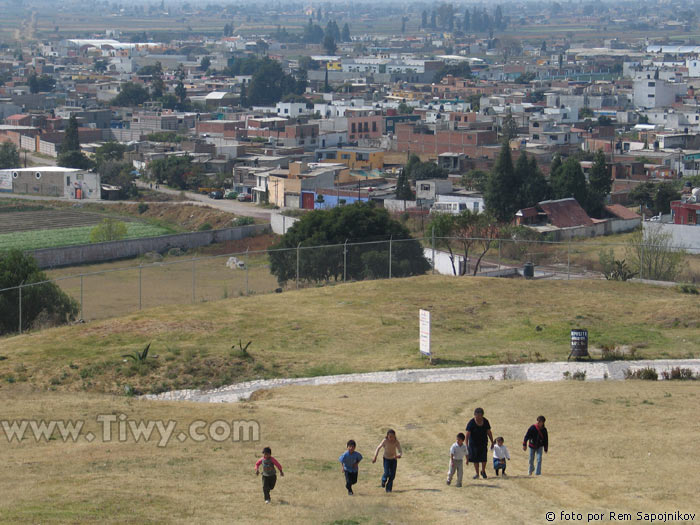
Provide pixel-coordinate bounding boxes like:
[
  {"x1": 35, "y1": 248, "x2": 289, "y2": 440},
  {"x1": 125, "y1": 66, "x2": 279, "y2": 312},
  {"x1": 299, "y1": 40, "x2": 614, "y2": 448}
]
[{"x1": 419, "y1": 309, "x2": 431, "y2": 361}]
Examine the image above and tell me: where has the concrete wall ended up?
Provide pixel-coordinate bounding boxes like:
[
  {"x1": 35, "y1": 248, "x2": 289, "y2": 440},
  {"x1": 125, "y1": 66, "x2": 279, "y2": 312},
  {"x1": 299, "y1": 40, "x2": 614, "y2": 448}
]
[
  {"x1": 644, "y1": 222, "x2": 700, "y2": 254},
  {"x1": 30, "y1": 224, "x2": 269, "y2": 268},
  {"x1": 270, "y1": 213, "x2": 299, "y2": 235},
  {"x1": 384, "y1": 198, "x2": 418, "y2": 212}
]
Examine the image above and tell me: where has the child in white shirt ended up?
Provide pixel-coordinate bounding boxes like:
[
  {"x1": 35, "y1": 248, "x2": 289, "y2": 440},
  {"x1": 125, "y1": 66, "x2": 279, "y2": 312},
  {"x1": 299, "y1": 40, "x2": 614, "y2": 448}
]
[
  {"x1": 492, "y1": 436, "x2": 510, "y2": 476},
  {"x1": 447, "y1": 432, "x2": 468, "y2": 487}
]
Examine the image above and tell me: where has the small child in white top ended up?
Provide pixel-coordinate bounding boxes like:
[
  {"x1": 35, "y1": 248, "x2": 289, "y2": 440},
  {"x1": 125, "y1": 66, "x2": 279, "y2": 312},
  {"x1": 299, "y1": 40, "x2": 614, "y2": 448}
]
[
  {"x1": 492, "y1": 436, "x2": 510, "y2": 476},
  {"x1": 447, "y1": 432, "x2": 468, "y2": 487}
]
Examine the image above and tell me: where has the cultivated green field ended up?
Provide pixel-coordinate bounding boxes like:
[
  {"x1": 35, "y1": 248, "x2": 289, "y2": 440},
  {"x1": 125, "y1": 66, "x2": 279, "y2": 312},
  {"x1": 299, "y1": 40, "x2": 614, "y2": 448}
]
[{"x1": 0, "y1": 222, "x2": 171, "y2": 251}]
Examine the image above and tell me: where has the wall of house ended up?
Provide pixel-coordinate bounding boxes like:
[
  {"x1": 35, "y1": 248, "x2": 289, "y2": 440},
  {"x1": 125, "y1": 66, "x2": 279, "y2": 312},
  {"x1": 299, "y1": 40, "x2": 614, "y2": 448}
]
[
  {"x1": 30, "y1": 224, "x2": 270, "y2": 268},
  {"x1": 645, "y1": 222, "x2": 700, "y2": 254},
  {"x1": 270, "y1": 213, "x2": 299, "y2": 235}
]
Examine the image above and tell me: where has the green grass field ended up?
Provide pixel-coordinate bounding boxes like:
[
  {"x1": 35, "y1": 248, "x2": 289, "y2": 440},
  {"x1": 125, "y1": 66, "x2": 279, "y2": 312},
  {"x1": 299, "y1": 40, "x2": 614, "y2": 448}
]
[
  {"x1": 1, "y1": 276, "x2": 698, "y2": 395},
  {"x1": 0, "y1": 222, "x2": 172, "y2": 251}
]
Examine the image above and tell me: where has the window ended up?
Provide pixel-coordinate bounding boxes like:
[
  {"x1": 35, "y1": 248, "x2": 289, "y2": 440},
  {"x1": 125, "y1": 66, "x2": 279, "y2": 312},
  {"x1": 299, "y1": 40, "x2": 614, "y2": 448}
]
[
  {"x1": 351, "y1": 123, "x2": 356, "y2": 133},
  {"x1": 473, "y1": 202, "x2": 479, "y2": 212},
  {"x1": 363, "y1": 122, "x2": 369, "y2": 132},
  {"x1": 341, "y1": 154, "x2": 350, "y2": 160},
  {"x1": 284, "y1": 108, "x2": 288, "y2": 114},
  {"x1": 648, "y1": 82, "x2": 655, "y2": 87},
  {"x1": 533, "y1": 122, "x2": 539, "y2": 128},
  {"x1": 66, "y1": 176, "x2": 71, "y2": 186},
  {"x1": 372, "y1": 121, "x2": 377, "y2": 132},
  {"x1": 532, "y1": 134, "x2": 539, "y2": 140},
  {"x1": 420, "y1": 184, "x2": 430, "y2": 191},
  {"x1": 648, "y1": 94, "x2": 655, "y2": 98}
]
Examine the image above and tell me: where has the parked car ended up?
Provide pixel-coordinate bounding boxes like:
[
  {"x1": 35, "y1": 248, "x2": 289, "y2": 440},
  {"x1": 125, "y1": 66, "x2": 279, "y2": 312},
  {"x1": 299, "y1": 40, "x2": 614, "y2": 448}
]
[
  {"x1": 237, "y1": 193, "x2": 252, "y2": 202},
  {"x1": 209, "y1": 191, "x2": 223, "y2": 199}
]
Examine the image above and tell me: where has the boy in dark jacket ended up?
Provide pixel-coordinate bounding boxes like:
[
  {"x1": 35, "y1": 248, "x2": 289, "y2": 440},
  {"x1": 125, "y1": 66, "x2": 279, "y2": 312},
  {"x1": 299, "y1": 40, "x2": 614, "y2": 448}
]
[{"x1": 523, "y1": 415, "x2": 548, "y2": 475}]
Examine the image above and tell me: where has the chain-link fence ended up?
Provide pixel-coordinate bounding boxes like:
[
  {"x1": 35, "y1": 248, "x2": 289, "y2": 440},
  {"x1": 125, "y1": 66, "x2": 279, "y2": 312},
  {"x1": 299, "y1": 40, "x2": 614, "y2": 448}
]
[{"x1": 0, "y1": 236, "x2": 696, "y2": 335}]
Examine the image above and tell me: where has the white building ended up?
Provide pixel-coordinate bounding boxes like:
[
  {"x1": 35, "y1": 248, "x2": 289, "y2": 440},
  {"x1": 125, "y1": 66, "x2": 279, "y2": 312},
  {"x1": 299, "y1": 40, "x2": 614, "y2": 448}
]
[
  {"x1": 633, "y1": 76, "x2": 687, "y2": 109},
  {"x1": 275, "y1": 102, "x2": 312, "y2": 117}
]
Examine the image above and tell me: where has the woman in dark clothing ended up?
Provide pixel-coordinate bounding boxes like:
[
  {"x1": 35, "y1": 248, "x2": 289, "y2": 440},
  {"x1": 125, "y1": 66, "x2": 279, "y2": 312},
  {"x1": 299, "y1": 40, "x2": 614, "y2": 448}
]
[{"x1": 465, "y1": 407, "x2": 495, "y2": 479}]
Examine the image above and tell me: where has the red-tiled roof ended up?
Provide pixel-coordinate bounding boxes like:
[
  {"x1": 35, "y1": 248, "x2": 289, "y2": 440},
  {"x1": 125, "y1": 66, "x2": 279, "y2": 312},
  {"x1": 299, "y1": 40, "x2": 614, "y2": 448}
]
[
  {"x1": 605, "y1": 204, "x2": 641, "y2": 220},
  {"x1": 6, "y1": 114, "x2": 27, "y2": 120},
  {"x1": 537, "y1": 198, "x2": 593, "y2": 228},
  {"x1": 516, "y1": 206, "x2": 538, "y2": 218}
]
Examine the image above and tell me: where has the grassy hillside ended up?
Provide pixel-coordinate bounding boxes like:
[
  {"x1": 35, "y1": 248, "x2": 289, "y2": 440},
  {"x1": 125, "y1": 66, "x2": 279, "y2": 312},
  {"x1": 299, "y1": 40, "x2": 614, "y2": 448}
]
[
  {"x1": 1, "y1": 381, "x2": 698, "y2": 524},
  {"x1": 1, "y1": 276, "x2": 698, "y2": 395}
]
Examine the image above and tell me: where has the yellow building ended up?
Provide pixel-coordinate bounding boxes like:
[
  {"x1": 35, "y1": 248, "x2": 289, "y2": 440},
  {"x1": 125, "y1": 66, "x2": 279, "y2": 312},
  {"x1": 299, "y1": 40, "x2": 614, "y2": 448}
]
[{"x1": 319, "y1": 148, "x2": 384, "y2": 171}]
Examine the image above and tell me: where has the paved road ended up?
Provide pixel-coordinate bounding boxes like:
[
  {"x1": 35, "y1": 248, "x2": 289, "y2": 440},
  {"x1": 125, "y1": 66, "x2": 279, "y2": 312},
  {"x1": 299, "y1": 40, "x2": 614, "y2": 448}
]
[{"x1": 144, "y1": 359, "x2": 700, "y2": 403}]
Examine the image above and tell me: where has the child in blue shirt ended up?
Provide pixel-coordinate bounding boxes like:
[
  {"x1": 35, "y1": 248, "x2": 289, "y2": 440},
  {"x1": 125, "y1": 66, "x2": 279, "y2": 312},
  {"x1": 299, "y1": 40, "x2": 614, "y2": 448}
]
[{"x1": 339, "y1": 439, "x2": 363, "y2": 495}]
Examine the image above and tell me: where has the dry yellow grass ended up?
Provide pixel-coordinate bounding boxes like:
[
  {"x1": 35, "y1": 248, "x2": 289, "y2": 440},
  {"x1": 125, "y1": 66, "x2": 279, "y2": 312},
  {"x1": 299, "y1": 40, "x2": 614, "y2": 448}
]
[{"x1": 1, "y1": 380, "x2": 698, "y2": 524}]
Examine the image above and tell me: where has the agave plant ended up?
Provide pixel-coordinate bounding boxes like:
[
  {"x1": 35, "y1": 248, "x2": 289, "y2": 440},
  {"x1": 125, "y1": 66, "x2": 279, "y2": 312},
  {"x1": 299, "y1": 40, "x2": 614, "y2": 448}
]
[
  {"x1": 231, "y1": 339, "x2": 252, "y2": 359},
  {"x1": 122, "y1": 343, "x2": 151, "y2": 363}
]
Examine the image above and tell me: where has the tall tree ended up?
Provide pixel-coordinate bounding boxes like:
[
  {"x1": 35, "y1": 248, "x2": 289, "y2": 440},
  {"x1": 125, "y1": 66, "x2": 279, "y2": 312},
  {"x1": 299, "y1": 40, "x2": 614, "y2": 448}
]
[
  {"x1": 421, "y1": 10, "x2": 428, "y2": 28},
  {"x1": 61, "y1": 114, "x2": 80, "y2": 153},
  {"x1": 522, "y1": 156, "x2": 551, "y2": 207},
  {"x1": 341, "y1": 23, "x2": 350, "y2": 42},
  {"x1": 323, "y1": 34, "x2": 337, "y2": 55},
  {"x1": 501, "y1": 109, "x2": 518, "y2": 141},
  {"x1": 0, "y1": 141, "x2": 20, "y2": 169},
  {"x1": 550, "y1": 157, "x2": 587, "y2": 205},
  {"x1": 395, "y1": 169, "x2": 414, "y2": 200},
  {"x1": 463, "y1": 8, "x2": 470, "y2": 31},
  {"x1": 0, "y1": 250, "x2": 78, "y2": 335},
  {"x1": 586, "y1": 149, "x2": 612, "y2": 217},
  {"x1": 430, "y1": 10, "x2": 436, "y2": 28},
  {"x1": 484, "y1": 142, "x2": 518, "y2": 222}
]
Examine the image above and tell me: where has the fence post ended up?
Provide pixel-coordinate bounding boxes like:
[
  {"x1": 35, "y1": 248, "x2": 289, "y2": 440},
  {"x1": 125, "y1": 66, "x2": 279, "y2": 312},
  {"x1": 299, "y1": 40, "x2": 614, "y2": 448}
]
[
  {"x1": 191, "y1": 259, "x2": 195, "y2": 303},
  {"x1": 245, "y1": 248, "x2": 249, "y2": 295},
  {"x1": 567, "y1": 238, "x2": 571, "y2": 280},
  {"x1": 640, "y1": 241, "x2": 644, "y2": 280},
  {"x1": 431, "y1": 227, "x2": 435, "y2": 274},
  {"x1": 18, "y1": 284, "x2": 22, "y2": 335},
  {"x1": 498, "y1": 239, "x2": 501, "y2": 270},
  {"x1": 388, "y1": 235, "x2": 392, "y2": 279},
  {"x1": 344, "y1": 239, "x2": 348, "y2": 282},
  {"x1": 296, "y1": 242, "x2": 301, "y2": 289},
  {"x1": 80, "y1": 274, "x2": 84, "y2": 320},
  {"x1": 138, "y1": 265, "x2": 142, "y2": 310}
]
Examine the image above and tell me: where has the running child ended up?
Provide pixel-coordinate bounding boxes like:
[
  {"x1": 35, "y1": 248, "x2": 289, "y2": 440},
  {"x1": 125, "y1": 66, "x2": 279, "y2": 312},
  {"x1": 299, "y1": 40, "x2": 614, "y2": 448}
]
[
  {"x1": 254, "y1": 446, "x2": 284, "y2": 503},
  {"x1": 339, "y1": 439, "x2": 363, "y2": 495},
  {"x1": 372, "y1": 429, "x2": 402, "y2": 493}
]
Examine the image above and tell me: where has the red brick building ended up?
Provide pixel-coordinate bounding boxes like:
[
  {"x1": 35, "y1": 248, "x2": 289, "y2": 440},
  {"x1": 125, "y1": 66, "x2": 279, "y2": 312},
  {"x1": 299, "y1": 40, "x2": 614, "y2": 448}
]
[{"x1": 395, "y1": 122, "x2": 498, "y2": 156}]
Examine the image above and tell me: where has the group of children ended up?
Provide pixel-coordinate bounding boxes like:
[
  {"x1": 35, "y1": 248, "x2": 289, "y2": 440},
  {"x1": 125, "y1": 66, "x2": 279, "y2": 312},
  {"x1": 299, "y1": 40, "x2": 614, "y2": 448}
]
[{"x1": 253, "y1": 414, "x2": 549, "y2": 503}]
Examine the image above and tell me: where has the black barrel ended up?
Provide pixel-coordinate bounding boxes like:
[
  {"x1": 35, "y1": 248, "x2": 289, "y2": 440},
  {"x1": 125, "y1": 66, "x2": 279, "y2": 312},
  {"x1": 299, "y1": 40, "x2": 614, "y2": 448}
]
[
  {"x1": 523, "y1": 262, "x2": 534, "y2": 279},
  {"x1": 570, "y1": 329, "x2": 589, "y2": 358}
]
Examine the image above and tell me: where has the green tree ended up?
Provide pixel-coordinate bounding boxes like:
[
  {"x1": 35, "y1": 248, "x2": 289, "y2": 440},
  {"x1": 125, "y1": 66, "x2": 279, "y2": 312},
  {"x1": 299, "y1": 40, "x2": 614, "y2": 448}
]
[
  {"x1": 484, "y1": 142, "x2": 518, "y2": 222},
  {"x1": 94, "y1": 141, "x2": 126, "y2": 166},
  {"x1": 395, "y1": 169, "x2": 414, "y2": 200},
  {"x1": 428, "y1": 212, "x2": 459, "y2": 274},
  {"x1": 522, "y1": 156, "x2": 551, "y2": 207},
  {"x1": 0, "y1": 250, "x2": 78, "y2": 335},
  {"x1": 268, "y1": 203, "x2": 430, "y2": 285},
  {"x1": 452, "y1": 210, "x2": 501, "y2": 275},
  {"x1": 149, "y1": 154, "x2": 203, "y2": 190},
  {"x1": 550, "y1": 157, "x2": 587, "y2": 206},
  {"x1": 62, "y1": 114, "x2": 80, "y2": 152},
  {"x1": 98, "y1": 161, "x2": 137, "y2": 199},
  {"x1": 57, "y1": 115, "x2": 92, "y2": 170},
  {"x1": 200, "y1": 56, "x2": 211, "y2": 71},
  {"x1": 397, "y1": 102, "x2": 413, "y2": 114},
  {"x1": 404, "y1": 154, "x2": 447, "y2": 180},
  {"x1": 653, "y1": 182, "x2": 680, "y2": 215},
  {"x1": 175, "y1": 80, "x2": 187, "y2": 108},
  {"x1": 0, "y1": 141, "x2": 20, "y2": 169},
  {"x1": 461, "y1": 169, "x2": 488, "y2": 192},
  {"x1": 90, "y1": 218, "x2": 128, "y2": 243},
  {"x1": 111, "y1": 82, "x2": 150, "y2": 107},
  {"x1": 341, "y1": 23, "x2": 350, "y2": 42},
  {"x1": 323, "y1": 34, "x2": 337, "y2": 55},
  {"x1": 28, "y1": 73, "x2": 55, "y2": 94},
  {"x1": 586, "y1": 150, "x2": 612, "y2": 217},
  {"x1": 501, "y1": 109, "x2": 518, "y2": 141},
  {"x1": 247, "y1": 57, "x2": 304, "y2": 106}
]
